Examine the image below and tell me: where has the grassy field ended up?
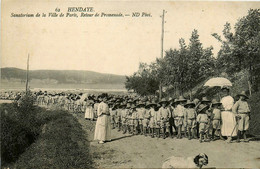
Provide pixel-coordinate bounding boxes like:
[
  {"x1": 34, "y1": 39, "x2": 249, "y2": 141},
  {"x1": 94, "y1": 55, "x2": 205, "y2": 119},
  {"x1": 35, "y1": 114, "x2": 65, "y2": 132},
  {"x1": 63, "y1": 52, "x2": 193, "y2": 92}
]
[{"x1": 1, "y1": 103, "x2": 93, "y2": 168}]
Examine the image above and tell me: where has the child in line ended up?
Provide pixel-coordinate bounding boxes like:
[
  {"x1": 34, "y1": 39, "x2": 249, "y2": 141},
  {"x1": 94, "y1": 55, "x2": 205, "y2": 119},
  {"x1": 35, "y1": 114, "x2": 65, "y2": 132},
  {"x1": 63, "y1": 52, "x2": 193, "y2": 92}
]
[
  {"x1": 232, "y1": 91, "x2": 251, "y2": 142},
  {"x1": 121, "y1": 104, "x2": 128, "y2": 134},
  {"x1": 115, "y1": 103, "x2": 123, "y2": 131},
  {"x1": 174, "y1": 96, "x2": 187, "y2": 139},
  {"x1": 148, "y1": 101, "x2": 157, "y2": 138},
  {"x1": 110, "y1": 104, "x2": 118, "y2": 129},
  {"x1": 137, "y1": 101, "x2": 146, "y2": 135},
  {"x1": 129, "y1": 105, "x2": 138, "y2": 135},
  {"x1": 197, "y1": 104, "x2": 210, "y2": 143},
  {"x1": 184, "y1": 100, "x2": 197, "y2": 140},
  {"x1": 159, "y1": 99, "x2": 170, "y2": 139},
  {"x1": 211, "y1": 99, "x2": 224, "y2": 141},
  {"x1": 143, "y1": 103, "x2": 151, "y2": 136},
  {"x1": 155, "y1": 104, "x2": 162, "y2": 138}
]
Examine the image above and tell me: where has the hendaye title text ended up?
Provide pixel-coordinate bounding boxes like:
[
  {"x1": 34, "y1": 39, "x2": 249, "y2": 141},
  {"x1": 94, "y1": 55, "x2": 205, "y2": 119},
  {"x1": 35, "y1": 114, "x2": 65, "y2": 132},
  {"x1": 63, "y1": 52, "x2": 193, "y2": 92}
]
[{"x1": 10, "y1": 7, "x2": 152, "y2": 18}]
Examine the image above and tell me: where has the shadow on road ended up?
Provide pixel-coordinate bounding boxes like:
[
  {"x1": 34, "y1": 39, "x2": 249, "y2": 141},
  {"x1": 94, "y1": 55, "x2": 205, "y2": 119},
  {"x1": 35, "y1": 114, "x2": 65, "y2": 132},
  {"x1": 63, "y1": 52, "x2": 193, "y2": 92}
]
[
  {"x1": 249, "y1": 136, "x2": 260, "y2": 141},
  {"x1": 111, "y1": 134, "x2": 135, "y2": 142}
]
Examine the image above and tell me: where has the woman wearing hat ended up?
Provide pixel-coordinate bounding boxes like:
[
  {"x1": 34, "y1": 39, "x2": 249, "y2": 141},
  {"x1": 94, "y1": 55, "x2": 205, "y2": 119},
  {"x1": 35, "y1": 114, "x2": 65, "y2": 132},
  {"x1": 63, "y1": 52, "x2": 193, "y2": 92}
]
[
  {"x1": 220, "y1": 87, "x2": 237, "y2": 143},
  {"x1": 232, "y1": 91, "x2": 251, "y2": 142}
]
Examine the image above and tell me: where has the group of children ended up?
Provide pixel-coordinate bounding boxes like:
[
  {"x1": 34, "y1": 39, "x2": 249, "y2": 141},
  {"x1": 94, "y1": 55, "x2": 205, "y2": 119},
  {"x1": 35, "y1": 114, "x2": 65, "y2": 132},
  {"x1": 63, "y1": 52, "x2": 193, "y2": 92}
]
[
  {"x1": 85, "y1": 95, "x2": 228, "y2": 143},
  {"x1": 34, "y1": 90, "x2": 250, "y2": 143}
]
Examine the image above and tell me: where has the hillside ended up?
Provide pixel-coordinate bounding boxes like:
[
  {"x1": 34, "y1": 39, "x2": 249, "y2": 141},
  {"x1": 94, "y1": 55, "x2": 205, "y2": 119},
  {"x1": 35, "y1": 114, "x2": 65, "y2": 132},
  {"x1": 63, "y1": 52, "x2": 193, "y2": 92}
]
[
  {"x1": 0, "y1": 67, "x2": 126, "y2": 90},
  {"x1": 1, "y1": 67, "x2": 126, "y2": 84}
]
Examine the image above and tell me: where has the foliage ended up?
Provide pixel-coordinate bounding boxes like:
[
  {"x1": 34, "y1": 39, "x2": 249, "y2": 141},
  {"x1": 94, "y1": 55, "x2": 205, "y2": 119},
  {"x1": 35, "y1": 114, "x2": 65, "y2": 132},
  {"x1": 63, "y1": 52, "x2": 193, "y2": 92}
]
[
  {"x1": 248, "y1": 91, "x2": 260, "y2": 135},
  {"x1": 126, "y1": 30, "x2": 215, "y2": 97},
  {"x1": 212, "y1": 9, "x2": 260, "y2": 91},
  {"x1": 14, "y1": 110, "x2": 93, "y2": 169},
  {"x1": 1, "y1": 104, "x2": 31, "y2": 164},
  {"x1": 126, "y1": 9, "x2": 259, "y2": 97},
  {"x1": 1, "y1": 100, "x2": 92, "y2": 168},
  {"x1": 125, "y1": 63, "x2": 160, "y2": 96},
  {"x1": 1, "y1": 92, "x2": 40, "y2": 165}
]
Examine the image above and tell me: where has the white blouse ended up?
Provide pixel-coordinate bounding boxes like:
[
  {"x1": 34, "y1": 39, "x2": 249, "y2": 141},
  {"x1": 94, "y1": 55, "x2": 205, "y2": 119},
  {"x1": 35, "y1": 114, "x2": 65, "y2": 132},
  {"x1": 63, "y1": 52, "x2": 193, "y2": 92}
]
[
  {"x1": 97, "y1": 102, "x2": 109, "y2": 116},
  {"x1": 221, "y1": 96, "x2": 234, "y2": 111}
]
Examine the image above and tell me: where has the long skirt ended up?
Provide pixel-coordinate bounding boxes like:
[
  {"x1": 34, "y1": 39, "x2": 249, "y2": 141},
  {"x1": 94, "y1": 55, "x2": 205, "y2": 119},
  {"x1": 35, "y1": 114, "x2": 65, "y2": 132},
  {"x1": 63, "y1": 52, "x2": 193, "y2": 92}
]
[
  {"x1": 94, "y1": 115, "x2": 111, "y2": 141},
  {"x1": 221, "y1": 111, "x2": 237, "y2": 136},
  {"x1": 85, "y1": 108, "x2": 94, "y2": 119}
]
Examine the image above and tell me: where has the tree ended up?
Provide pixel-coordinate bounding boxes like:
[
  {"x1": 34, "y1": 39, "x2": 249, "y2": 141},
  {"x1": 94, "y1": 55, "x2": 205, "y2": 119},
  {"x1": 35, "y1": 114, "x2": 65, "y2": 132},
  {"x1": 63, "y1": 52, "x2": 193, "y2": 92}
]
[
  {"x1": 125, "y1": 63, "x2": 160, "y2": 96},
  {"x1": 212, "y1": 9, "x2": 260, "y2": 92},
  {"x1": 234, "y1": 9, "x2": 260, "y2": 91}
]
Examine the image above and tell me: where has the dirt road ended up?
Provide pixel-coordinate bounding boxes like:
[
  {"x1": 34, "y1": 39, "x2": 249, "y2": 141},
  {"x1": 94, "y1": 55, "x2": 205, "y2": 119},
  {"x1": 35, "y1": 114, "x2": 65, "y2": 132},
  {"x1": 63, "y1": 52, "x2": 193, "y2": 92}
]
[{"x1": 71, "y1": 114, "x2": 260, "y2": 168}]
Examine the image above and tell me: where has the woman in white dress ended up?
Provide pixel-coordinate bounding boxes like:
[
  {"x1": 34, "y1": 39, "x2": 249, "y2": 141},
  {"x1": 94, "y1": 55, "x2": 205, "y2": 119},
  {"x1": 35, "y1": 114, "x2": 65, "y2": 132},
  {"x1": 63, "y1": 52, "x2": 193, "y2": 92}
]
[
  {"x1": 94, "y1": 95, "x2": 112, "y2": 144},
  {"x1": 220, "y1": 87, "x2": 237, "y2": 143},
  {"x1": 85, "y1": 100, "x2": 95, "y2": 120}
]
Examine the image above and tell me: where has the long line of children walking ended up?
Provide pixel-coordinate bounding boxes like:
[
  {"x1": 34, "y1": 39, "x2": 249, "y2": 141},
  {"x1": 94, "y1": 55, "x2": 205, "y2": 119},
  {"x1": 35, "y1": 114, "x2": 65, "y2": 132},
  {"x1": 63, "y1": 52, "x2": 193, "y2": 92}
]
[
  {"x1": 85, "y1": 91, "x2": 251, "y2": 143},
  {"x1": 105, "y1": 96, "x2": 224, "y2": 143},
  {"x1": 34, "y1": 90, "x2": 251, "y2": 143},
  {"x1": 84, "y1": 96, "x2": 218, "y2": 143}
]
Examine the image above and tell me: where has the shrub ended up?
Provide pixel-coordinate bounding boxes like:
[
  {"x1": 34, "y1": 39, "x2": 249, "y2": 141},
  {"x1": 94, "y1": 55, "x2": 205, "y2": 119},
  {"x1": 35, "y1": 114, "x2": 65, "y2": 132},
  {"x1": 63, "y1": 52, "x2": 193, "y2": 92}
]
[
  {"x1": 1, "y1": 108, "x2": 30, "y2": 164},
  {"x1": 248, "y1": 92, "x2": 260, "y2": 135},
  {"x1": 14, "y1": 110, "x2": 93, "y2": 169},
  {"x1": 1, "y1": 92, "x2": 43, "y2": 165},
  {"x1": 1, "y1": 98, "x2": 93, "y2": 168},
  {"x1": 1, "y1": 95, "x2": 42, "y2": 165}
]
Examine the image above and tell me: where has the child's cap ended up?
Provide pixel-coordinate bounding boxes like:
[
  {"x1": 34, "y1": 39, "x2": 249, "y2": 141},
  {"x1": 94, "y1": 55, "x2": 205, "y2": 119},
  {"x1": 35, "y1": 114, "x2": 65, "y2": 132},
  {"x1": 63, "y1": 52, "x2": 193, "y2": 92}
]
[
  {"x1": 211, "y1": 99, "x2": 222, "y2": 107},
  {"x1": 184, "y1": 100, "x2": 196, "y2": 108},
  {"x1": 197, "y1": 104, "x2": 209, "y2": 113}
]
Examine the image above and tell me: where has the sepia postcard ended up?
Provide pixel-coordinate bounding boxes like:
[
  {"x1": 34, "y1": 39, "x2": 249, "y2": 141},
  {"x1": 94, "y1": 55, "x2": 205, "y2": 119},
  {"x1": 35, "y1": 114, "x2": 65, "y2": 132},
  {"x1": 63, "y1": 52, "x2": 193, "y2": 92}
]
[{"x1": 1, "y1": 0, "x2": 260, "y2": 168}]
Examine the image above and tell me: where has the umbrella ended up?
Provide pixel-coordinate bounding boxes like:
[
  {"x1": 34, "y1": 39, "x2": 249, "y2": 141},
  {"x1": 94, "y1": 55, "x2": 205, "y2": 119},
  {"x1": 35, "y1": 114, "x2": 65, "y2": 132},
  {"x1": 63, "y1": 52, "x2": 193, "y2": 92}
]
[{"x1": 204, "y1": 77, "x2": 232, "y2": 87}]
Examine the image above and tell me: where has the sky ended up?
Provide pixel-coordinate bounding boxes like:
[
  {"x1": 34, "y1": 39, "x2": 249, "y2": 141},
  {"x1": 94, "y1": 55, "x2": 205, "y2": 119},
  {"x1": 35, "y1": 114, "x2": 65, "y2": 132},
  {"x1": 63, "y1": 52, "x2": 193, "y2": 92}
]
[{"x1": 1, "y1": 1, "x2": 260, "y2": 75}]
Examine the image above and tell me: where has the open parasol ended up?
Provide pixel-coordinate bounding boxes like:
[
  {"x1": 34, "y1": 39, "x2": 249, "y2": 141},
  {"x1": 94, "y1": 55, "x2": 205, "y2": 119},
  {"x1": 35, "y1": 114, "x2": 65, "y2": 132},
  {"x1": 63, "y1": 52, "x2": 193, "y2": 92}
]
[{"x1": 204, "y1": 77, "x2": 232, "y2": 87}]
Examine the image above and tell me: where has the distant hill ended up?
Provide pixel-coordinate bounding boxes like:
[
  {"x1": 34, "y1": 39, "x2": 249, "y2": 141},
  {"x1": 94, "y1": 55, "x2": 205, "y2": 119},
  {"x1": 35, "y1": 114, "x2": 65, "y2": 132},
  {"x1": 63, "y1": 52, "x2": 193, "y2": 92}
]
[{"x1": 1, "y1": 67, "x2": 126, "y2": 86}]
